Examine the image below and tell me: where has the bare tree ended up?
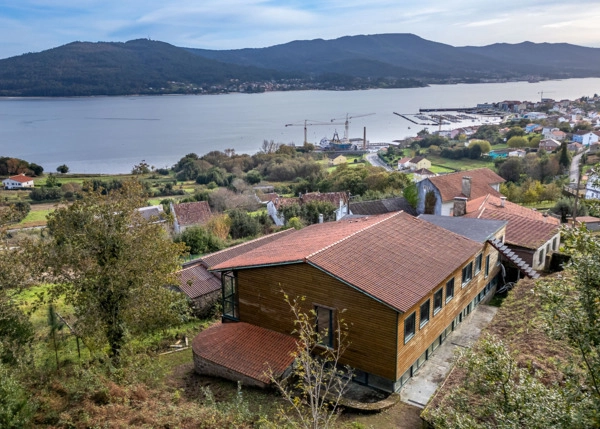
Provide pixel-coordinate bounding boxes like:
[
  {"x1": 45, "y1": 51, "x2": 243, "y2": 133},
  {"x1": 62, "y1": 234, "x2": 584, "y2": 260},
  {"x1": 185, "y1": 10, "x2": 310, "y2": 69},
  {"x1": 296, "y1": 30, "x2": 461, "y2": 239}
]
[
  {"x1": 260, "y1": 139, "x2": 281, "y2": 154},
  {"x1": 267, "y1": 294, "x2": 353, "y2": 429}
]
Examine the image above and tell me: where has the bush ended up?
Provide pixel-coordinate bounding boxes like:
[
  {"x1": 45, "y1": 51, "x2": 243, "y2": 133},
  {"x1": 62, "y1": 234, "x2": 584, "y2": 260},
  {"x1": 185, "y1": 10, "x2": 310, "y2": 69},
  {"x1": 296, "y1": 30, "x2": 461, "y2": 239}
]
[
  {"x1": 228, "y1": 209, "x2": 261, "y2": 239},
  {"x1": 174, "y1": 226, "x2": 224, "y2": 255}
]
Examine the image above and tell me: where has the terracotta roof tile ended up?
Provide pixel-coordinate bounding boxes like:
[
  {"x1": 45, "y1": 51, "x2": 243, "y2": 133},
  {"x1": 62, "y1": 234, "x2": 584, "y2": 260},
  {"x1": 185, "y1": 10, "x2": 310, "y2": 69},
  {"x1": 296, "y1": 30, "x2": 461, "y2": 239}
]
[
  {"x1": 427, "y1": 168, "x2": 504, "y2": 202},
  {"x1": 202, "y1": 229, "x2": 296, "y2": 269},
  {"x1": 192, "y1": 322, "x2": 297, "y2": 384},
  {"x1": 212, "y1": 213, "x2": 482, "y2": 312},
  {"x1": 466, "y1": 194, "x2": 560, "y2": 225},
  {"x1": 465, "y1": 209, "x2": 559, "y2": 249},
  {"x1": 176, "y1": 262, "x2": 220, "y2": 299},
  {"x1": 173, "y1": 201, "x2": 212, "y2": 227},
  {"x1": 6, "y1": 174, "x2": 34, "y2": 183}
]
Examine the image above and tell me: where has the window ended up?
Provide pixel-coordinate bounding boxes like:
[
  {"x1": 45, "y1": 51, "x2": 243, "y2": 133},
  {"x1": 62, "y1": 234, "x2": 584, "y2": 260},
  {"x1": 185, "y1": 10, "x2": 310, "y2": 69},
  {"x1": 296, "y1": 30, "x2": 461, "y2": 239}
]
[
  {"x1": 475, "y1": 254, "x2": 483, "y2": 274},
  {"x1": 446, "y1": 278, "x2": 455, "y2": 303},
  {"x1": 462, "y1": 262, "x2": 473, "y2": 286},
  {"x1": 315, "y1": 305, "x2": 333, "y2": 348},
  {"x1": 404, "y1": 312, "x2": 416, "y2": 343},
  {"x1": 485, "y1": 254, "x2": 490, "y2": 278},
  {"x1": 546, "y1": 243, "x2": 551, "y2": 254},
  {"x1": 553, "y1": 237, "x2": 558, "y2": 251},
  {"x1": 433, "y1": 288, "x2": 443, "y2": 315},
  {"x1": 222, "y1": 271, "x2": 238, "y2": 320},
  {"x1": 420, "y1": 300, "x2": 430, "y2": 328},
  {"x1": 538, "y1": 249, "x2": 545, "y2": 265}
]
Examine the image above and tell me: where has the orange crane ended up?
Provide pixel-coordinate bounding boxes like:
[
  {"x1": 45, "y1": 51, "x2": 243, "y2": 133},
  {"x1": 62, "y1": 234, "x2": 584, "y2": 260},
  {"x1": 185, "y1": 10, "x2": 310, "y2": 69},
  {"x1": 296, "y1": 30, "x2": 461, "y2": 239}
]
[
  {"x1": 330, "y1": 113, "x2": 375, "y2": 140},
  {"x1": 285, "y1": 119, "x2": 343, "y2": 145}
]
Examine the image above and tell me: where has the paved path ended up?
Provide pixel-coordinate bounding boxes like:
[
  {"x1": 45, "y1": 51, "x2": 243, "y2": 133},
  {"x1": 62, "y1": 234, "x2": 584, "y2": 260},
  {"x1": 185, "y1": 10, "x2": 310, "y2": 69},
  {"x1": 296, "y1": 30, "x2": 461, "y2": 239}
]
[
  {"x1": 365, "y1": 153, "x2": 393, "y2": 171},
  {"x1": 569, "y1": 149, "x2": 587, "y2": 184},
  {"x1": 400, "y1": 304, "x2": 498, "y2": 408}
]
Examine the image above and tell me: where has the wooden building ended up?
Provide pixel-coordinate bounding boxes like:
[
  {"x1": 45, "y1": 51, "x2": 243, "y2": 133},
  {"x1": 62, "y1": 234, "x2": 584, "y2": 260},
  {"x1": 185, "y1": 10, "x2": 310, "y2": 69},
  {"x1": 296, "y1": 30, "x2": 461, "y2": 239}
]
[{"x1": 193, "y1": 212, "x2": 510, "y2": 392}]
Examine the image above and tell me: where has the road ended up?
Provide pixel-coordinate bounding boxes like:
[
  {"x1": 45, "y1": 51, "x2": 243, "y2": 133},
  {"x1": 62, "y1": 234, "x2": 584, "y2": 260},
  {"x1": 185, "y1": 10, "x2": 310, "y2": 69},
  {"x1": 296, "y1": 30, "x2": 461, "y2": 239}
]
[
  {"x1": 366, "y1": 153, "x2": 393, "y2": 171},
  {"x1": 569, "y1": 149, "x2": 587, "y2": 184}
]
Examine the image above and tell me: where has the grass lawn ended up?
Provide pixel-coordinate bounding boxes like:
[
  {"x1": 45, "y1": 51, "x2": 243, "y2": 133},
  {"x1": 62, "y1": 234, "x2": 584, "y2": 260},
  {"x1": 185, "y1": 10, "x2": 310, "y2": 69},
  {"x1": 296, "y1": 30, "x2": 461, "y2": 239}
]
[
  {"x1": 429, "y1": 165, "x2": 455, "y2": 174},
  {"x1": 426, "y1": 154, "x2": 496, "y2": 171}
]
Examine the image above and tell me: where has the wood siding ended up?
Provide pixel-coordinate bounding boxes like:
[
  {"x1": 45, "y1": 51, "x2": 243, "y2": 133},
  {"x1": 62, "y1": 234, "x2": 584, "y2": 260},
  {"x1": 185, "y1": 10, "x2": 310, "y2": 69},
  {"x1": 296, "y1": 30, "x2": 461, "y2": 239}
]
[
  {"x1": 395, "y1": 235, "x2": 503, "y2": 378},
  {"x1": 237, "y1": 264, "x2": 399, "y2": 380}
]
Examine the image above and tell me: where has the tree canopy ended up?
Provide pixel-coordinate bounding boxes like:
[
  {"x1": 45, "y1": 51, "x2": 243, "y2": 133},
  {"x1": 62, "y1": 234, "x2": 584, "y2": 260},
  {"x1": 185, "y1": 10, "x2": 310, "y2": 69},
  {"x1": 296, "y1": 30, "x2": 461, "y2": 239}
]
[{"x1": 42, "y1": 180, "x2": 188, "y2": 364}]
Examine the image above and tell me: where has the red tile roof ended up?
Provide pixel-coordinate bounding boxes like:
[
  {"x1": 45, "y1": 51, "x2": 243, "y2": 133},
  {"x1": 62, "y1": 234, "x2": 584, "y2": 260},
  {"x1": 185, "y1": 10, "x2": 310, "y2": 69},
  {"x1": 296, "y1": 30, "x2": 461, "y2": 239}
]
[
  {"x1": 465, "y1": 209, "x2": 559, "y2": 249},
  {"x1": 173, "y1": 201, "x2": 212, "y2": 227},
  {"x1": 176, "y1": 262, "x2": 220, "y2": 299},
  {"x1": 202, "y1": 228, "x2": 296, "y2": 269},
  {"x1": 7, "y1": 174, "x2": 34, "y2": 183},
  {"x1": 466, "y1": 194, "x2": 560, "y2": 225},
  {"x1": 212, "y1": 212, "x2": 482, "y2": 312},
  {"x1": 427, "y1": 168, "x2": 504, "y2": 202},
  {"x1": 192, "y1": 322, "x2": 297, "y2": 384}
]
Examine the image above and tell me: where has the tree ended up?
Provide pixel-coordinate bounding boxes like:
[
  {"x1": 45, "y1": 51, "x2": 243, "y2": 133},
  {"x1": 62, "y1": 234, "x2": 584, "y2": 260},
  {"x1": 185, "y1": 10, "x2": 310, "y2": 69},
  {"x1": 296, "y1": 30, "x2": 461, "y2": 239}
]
[
  {"x1": 131, "y1": 160, "x2": 151, "y2": 175},
  {"x1": 268, "y1": 294, "x2": 352, "y2": 429},
  {"x1": 403, "y1": 184, "x2": 418, "y2": 208},
  {"x1": 42, "y1": 180, "x2": 188, "y2": 364},
  {"x1": 423, "y1": 335, "x2": 574, "y2": 428},
  {"x1": 228, "y1": 208, "x2": 261, "y2": 239},
  {"x1": 558, "y1": 141, "x2": 571, "y2": 171},
  {"x1": 174, "y1": 226, "x2": 224, "y2": 255},
  {"x1": 498, "y1": 158, "x2": 523, "y2": 183},
  {"x1": 507, "y1": 136, "x2": 528, "y2": 148},
  {"x1": 468, "y1": 139, "x2": 491, "y2": 154},
  {"x1": 539, "y1": 226, "x2": 600, "y2": 427},
  {"x1": 505, "y1": 126, "x2": 525, "y2": 140},
  {"x1": 56, "y1": 164, "x2": 69, "y2": 174},
  {"x1": 469, "y1": 143, "x2": 483, "y2": 159}
]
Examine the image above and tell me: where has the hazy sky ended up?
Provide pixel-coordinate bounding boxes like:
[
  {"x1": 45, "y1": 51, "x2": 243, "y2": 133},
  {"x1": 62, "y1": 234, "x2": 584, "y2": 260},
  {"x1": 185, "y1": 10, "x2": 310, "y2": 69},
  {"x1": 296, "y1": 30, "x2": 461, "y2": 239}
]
[{"x1": 2, "y1": 0, "x2": 600, "y2": 59}]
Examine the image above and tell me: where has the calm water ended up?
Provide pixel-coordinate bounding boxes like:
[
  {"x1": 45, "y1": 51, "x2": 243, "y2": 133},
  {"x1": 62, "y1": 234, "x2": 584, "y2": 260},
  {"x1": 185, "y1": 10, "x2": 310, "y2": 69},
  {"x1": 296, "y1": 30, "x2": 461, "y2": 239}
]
[{"x1": 1, "y1": 78, "x2": 599, "y2": 174}]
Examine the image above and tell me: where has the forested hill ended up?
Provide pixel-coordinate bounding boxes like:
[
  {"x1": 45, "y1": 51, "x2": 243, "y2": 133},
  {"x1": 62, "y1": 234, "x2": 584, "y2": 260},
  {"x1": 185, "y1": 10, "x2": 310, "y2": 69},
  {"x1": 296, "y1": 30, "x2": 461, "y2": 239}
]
[
  {"x1": 188, "y1": 33, "x2": 600, "y2": 81},
  {"x1": 0, "y1": 39, "x2": 299, "y2": 96},
  {"x1": 3, "y1": 34, "x2": 600, "y2": 97}
]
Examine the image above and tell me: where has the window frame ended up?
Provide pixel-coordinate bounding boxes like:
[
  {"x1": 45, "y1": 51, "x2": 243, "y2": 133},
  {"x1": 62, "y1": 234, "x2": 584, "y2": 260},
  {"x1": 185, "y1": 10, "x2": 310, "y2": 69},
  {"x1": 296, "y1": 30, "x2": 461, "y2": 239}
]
[
  {"x1": 222, "y1": 271, "x2": 239, "y2": 321},
  {"x1": 420, "y1": 299, "x2": 430, "y2": 328},
  {"x1": 314, "y1": 305, "x2": 334, "y2": 348},
  {"x1": 446, "y1": 278, "x2": 455, "y2": 303},
  {"x1": 462, "y1": 262, "x2": 473, "y2": 286},
  {"x1": 475, "y1": 253, "x2": 483, "y2": 274},
  {"x1": 433, "y1": 288, "x2": 443, "y2": 315},
  {"x1": 404, "y1": 312, "x2": 416, "y2": 344}
]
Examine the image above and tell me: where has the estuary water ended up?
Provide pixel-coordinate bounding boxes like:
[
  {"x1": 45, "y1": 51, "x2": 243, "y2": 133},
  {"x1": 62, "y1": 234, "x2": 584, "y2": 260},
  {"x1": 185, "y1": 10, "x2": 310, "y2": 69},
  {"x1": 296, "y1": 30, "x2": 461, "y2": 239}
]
[{"x1": 1, "y1": 78, "x2": 599, "y2": 174}]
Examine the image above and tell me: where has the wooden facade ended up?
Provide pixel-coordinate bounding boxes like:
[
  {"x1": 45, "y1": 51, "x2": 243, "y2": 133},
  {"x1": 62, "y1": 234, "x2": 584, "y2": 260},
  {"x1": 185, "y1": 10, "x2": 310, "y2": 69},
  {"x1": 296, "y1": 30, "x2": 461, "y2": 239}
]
[{"x1": 225, "y1": 230, "x2": 503, "y2": 391}]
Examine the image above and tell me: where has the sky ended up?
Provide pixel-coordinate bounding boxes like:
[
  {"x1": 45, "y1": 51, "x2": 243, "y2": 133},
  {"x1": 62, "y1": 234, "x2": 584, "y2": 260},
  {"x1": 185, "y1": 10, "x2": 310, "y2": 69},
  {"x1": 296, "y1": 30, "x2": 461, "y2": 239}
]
[{"x1": 2, "y1": 0, "x2": 600, "y2": 60}]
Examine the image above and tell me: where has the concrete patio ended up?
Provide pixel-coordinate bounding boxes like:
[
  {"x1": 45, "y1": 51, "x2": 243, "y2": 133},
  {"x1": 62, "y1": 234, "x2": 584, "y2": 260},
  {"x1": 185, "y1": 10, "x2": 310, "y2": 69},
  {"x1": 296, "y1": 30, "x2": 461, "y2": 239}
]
[{"x1": 400, "y1": 304, "x2": 498, "y2": 408}]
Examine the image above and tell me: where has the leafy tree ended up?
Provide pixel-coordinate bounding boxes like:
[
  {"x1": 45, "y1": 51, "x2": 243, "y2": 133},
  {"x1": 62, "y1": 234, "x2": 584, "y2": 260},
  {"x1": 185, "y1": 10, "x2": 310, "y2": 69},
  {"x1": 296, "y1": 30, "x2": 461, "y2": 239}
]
[
  {"x1": 300, "y1": 200, "x2": 337, "y2": 224},
  {"x1": 507, "y1": 136, "x2": 528, "y2": 148},
  {"x1": 472, "y1": 124, "x2": 501, "y2": 145},
  {"x1": 558, "y1": 141, "x2": 571, "y2": 171},
  {"x1": 228, "y1": 208, "x2": 261, "y2": 239},
  {"x1": 469, "y1": 143, "x2": 483, "y2": 159},
  {"x1": 44, "y1": 174, "x2": 60, "y2": 188},
  {"x1": 56, "y1": 164, "x2": 69, "y2": 174},
  {"x1": 498, "y1": 158, "x2": 523, "y2": 183},
  {"x1": 539, "y1": 227, "x2": 600, "y2": 426},
  {"x1": 0, "y1": 358, "x2": 36, "y2": 428},
  {"x1": 267, "y1": 294, "x2": 352, "y2": 429},
  {"x1": 174, "y1": 226, "x2": 224, "y2": 255},
  {"x1": 245, "y1": 169, "x2": 262, "y2": 185},
  {"x1": 206, "y1": 214, "x2": 231, "y2": 241},
  {"x1": 42, "y1": 180, "x2": 188, "y2": 364},
  {"x1": 468, "y1": 139, "x2": 491, "y2": 154},
  {"x1": 550, "y1": 197, "x2": 587, "y2": 223},
  {"x1": 423, "y1": 335, "x2": 574, "y2": 428},
  {"x1": 528, "y1": 135, "x2": 541, "y2": 148},
  {"x1": 131, "y1": 160, "x2": 151, "y2": 175},
  {"x1": 505, "y1": 126, "x2": 525, "y2": 140},
  {"x1": 403, "y1": 184, "x2": 418, "y2": 208}
]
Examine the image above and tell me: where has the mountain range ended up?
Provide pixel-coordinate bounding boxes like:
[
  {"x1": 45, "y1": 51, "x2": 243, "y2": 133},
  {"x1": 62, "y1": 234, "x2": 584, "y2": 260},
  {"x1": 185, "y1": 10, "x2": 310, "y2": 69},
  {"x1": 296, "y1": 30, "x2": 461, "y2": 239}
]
[{"x1": 1, "y1": 33, "x2": 600, "y2": 96}]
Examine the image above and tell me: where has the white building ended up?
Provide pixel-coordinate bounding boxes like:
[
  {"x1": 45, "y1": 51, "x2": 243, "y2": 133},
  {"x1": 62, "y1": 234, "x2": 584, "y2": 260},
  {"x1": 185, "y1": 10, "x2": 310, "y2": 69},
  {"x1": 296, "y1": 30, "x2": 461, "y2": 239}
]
[{"x1": 2, "y1": 174, "x2": 34, "y2": 189}]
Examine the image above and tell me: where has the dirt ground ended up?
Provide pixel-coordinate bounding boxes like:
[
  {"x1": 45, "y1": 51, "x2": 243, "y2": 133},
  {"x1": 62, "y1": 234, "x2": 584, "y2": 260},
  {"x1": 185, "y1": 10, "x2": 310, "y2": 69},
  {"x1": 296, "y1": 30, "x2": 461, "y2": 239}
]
[{"x1": 169, "y1": 362, "x2": 423, "y2": 429}]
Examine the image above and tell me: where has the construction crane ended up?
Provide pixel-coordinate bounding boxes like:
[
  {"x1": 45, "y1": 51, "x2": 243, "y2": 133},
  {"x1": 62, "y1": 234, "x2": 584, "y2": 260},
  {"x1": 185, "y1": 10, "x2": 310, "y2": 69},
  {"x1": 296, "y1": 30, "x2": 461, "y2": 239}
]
[
  {"x1": 285, "y1": 119, "x2": 343, "y2": 145},
  {"x1": 537, "y1": 91, "x2": 555, "y2": 102},
  {"x1": 330, "y1": 113, "x2": 375, "y2": 140}
]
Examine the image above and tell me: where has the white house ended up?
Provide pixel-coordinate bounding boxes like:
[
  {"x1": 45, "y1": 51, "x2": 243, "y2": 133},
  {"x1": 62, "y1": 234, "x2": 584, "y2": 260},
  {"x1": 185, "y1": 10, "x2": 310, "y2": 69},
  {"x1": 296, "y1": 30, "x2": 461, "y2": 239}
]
[
  {"x1": 585, "y1": 171, "x2": 600, "y2": 200},
  {"x1": 2, "y1": 174, "x2": 34, "y2": 189},
  {"x1": 508, "y1": 149, "x2": 526, "y2": 158},
  {"x1": 573, "y1": 131, "x2": 600, "y2": 146}
]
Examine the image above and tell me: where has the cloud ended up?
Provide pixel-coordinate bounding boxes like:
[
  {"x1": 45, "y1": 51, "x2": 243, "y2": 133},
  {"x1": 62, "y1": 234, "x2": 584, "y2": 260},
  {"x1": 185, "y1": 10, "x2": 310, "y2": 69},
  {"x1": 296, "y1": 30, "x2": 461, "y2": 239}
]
[{"x1": 463, "y1": 18, "x2": 508, "y2": 28}]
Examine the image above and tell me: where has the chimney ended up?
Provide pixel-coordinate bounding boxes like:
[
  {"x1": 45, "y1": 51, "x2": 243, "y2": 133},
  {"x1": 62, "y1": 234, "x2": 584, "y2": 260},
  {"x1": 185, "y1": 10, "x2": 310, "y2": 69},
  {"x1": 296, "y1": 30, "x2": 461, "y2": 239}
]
[
  {"x1": 500, "y1": 196, "x2": 506, "y2": 207},
  {"x1": 318, "y1": 214, "x2": 324, "y2": 224},
  {"x1": 462, "y1": 176, "x2": 472, "y2": 199},
  {"x1": 363, "y1": 127, "x2": 367, "y2": 151},
  {"x1": 453, "y1": 197, "x2": 467, "y2": 217}
]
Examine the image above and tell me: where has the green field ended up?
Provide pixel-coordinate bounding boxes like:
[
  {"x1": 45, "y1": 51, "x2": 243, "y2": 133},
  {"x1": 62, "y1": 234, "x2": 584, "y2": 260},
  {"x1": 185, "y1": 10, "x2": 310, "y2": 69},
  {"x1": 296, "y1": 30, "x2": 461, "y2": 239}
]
[{"x1": 425, "y1": 154, "x2": 496, "y2": 171}]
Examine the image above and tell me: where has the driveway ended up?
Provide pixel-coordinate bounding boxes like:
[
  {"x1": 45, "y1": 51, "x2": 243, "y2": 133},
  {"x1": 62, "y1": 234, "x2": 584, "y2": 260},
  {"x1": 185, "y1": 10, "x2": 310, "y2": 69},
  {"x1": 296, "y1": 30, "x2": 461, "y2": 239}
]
[
  {"x1": 570, "y1": 149, "x2": 587, "y2": 184},
  {"x1": 400, "y1": 304, "x2": 498, "y2": 408}
]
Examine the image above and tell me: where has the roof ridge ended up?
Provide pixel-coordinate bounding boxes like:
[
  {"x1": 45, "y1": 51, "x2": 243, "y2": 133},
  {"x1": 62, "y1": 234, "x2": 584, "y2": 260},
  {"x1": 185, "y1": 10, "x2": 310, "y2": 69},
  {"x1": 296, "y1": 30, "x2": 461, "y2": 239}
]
[
  {"x1": 200, "y1": 229, "x2": 294, "y2": 264},
  {"x1": 305, "y1": 212, "x2": 402, "y2": 260}
]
